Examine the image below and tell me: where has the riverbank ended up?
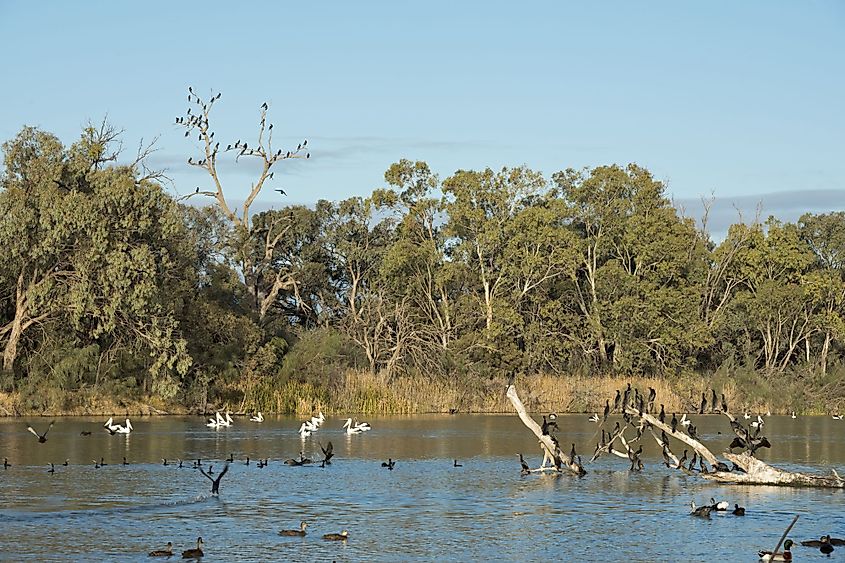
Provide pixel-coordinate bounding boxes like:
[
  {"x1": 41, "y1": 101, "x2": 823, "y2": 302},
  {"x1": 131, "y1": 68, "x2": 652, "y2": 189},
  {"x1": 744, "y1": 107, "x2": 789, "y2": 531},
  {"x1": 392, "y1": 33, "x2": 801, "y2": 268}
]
[{"x1": 2, "y1": 367, "x2": 843, "y2": 417}]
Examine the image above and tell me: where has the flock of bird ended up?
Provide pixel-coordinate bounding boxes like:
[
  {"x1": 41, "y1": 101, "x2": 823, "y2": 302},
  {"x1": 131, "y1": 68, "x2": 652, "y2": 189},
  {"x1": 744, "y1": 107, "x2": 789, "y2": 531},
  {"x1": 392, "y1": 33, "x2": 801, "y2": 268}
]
[
  {"x1": 6, "y1": 391, "x2": 844, "y2": 560},
  {"x1": 530, "y1": 381, "x2": 845, "y2": 561},
  {"x1": 752, "y1": 536, "x2": 844, "y2": 561},
  {"x1": 6, "y1": 410, "x2": 399, "y2": 558}
]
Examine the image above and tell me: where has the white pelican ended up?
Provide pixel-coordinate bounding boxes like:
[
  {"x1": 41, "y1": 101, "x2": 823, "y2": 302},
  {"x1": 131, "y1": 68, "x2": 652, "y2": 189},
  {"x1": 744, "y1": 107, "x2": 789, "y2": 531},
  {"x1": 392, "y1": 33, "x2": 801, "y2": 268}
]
[
  {"x1": 750, "y1": 415, "x2": 764, "y2": 430},
  {"x1": 680, "y1": 414, "x2": 690, "y2": 427},
  {"x1": 250, "y1": 412, "x2": 264, "y2": 423},
  {"x1": 104, "y1": 417, "x2": 121, "y2": 433},
  {"x1": 299, "y1": 421, "x2": 316, "y2": 437},
  {"x1": 588, "y1": 413, "x2": 600, "y2": 422},
  {"x1": 343, "y1": 418, "x2": 371, "y2": 434},
  {"x1": 115, "y1": 418, "x2": 133, "y2": 434},
  {"x1": 833, "y1": 414, "x2": 843, "y2": 420}
]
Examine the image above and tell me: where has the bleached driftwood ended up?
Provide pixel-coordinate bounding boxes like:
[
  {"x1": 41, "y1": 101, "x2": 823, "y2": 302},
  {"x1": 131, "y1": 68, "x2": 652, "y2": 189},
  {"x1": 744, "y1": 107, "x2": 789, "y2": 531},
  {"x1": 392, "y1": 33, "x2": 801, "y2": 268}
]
[
  {"x1": 506, "y1": 385, "x2": 585, "y2": 476},
  {"x1": 623, "y1": 407, "x2": 719, "y2": 467},
  {"x1": 701, "y1": 452, "x2": 845, "y2": 488}
]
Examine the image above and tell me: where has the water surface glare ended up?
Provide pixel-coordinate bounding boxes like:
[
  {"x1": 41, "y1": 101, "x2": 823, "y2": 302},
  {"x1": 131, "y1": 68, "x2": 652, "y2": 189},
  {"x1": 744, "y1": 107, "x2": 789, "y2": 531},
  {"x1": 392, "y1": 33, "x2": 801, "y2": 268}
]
[{"x1": 1, "y1": 414, "x2": 844, "y2": 561}]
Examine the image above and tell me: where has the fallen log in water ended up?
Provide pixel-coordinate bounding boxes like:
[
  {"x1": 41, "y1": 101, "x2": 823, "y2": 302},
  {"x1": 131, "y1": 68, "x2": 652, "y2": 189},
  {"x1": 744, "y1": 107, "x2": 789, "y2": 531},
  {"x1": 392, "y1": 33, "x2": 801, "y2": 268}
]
[
  {"x1": 506, "y1": 385, "x2": 585, "y2": 476},
  {"x1": 701, "y1": 451, "x2": 845, "y2": 488}
]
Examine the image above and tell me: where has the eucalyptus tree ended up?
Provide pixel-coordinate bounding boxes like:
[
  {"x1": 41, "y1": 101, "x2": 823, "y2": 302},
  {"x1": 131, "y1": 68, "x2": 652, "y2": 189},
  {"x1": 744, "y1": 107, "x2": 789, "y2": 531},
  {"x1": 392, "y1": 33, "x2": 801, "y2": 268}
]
[
  {"x1": 0, "y1": 126, "x2": 192, "y2": 394},
  {"x1": 378, "y1": 160, "x2": 458, "y2": 369},
  {"x1": 176, "y1": 88, "x2": 309, "y2": 318},
  {"x1": 798, "y1": 212, "x2": 845, "y2": 374}
]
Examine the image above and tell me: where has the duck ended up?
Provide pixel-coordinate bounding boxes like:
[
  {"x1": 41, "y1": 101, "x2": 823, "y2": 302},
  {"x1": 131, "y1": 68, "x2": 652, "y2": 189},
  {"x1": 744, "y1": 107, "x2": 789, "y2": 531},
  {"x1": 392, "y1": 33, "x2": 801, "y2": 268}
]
[
  {"x1": 453, "y1": 459, "x2": 462, "y2": 467},
  {"x1": 343, "y1": 418, "x2": 371, "y2": 434},
  {"x1": 588, "y1": 413, "x2": 600, "y2": 422},
  {"x1": 249, "y1": 412, "x2": 264, "y2": 423},
  {"x1": 381, "y1": 459, "x2": 396, "y2": 470},
  {"x1": 181, "y1": 536, "x2": 204, "y2": 558},
  {"x1": 322, "y1": 530, "x2": 349, "y2": 541},
  {"x1": 732, "y1": 503, "x2": 746, "y2": 516},
  {"x1": 802, "y1": 535, "x2": 835, "y2": 555},
  {"x1": 709, "y1": 497, "x2": 729, "y2": 511},
  {"x1": 148, "y1": 541, "x2": 173, "y2": 557},
  {"x1": 279, "y1": 521, "x2": 308, "y2": 537},
  {"x1": 758, "y1": 539, "x2": 793, "y2": 562},
  {"x1": 689, "y1": 501, "x2": 712, "y2": 518}
]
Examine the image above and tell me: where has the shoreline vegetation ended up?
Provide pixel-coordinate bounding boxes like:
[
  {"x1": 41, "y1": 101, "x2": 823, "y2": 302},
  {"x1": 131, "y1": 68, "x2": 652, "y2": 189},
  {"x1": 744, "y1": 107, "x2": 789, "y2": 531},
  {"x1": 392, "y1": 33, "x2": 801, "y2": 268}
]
[
  {"x1": 2, "y1": 107, "x2": 845, "y2": 420},
  {"x1": 2, "y1": 369, "x2": 842, "y2": 417}
]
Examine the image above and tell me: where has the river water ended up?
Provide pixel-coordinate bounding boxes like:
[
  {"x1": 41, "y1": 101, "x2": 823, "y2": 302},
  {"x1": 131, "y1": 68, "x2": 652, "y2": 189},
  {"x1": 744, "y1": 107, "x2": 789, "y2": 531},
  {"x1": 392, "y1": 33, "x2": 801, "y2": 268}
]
[{"x1": 0, "y1": 413, "x2": 843, "y2": 562}]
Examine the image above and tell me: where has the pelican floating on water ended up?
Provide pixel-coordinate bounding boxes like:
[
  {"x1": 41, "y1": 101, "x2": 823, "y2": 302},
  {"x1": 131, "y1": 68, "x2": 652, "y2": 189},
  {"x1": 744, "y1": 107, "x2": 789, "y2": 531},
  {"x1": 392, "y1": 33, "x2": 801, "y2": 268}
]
[
  {"x1": 588, "y1": 413, "x2": 600, "y2": 422},
  {"x1": 298, "y1": 420, "x2": 317, "y2": 437},
  {"x1": 207, "y1": 411, "x2": 233, "y2": 429},
  {"x1": 343, "y1": 418, "x2": 371, "y2": 434},
  {"x1": 680, "y1": 414, "x2": 690, "y2": 427},
  {"x1": 833, "y1": 414, "x2": 843, "y2": 420},
  {"x1": 115, "y1": 418, "x2": 133, "y2": 434},
  {"x1": 249, "y1": 412, "x2": 264, "y2": 423}
]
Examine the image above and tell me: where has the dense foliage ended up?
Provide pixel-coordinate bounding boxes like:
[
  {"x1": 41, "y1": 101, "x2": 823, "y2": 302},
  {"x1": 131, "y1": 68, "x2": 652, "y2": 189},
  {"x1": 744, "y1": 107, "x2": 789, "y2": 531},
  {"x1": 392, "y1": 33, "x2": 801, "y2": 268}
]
[{"x1": 1, "y1": 126, "x2": 843, "y2": 412}]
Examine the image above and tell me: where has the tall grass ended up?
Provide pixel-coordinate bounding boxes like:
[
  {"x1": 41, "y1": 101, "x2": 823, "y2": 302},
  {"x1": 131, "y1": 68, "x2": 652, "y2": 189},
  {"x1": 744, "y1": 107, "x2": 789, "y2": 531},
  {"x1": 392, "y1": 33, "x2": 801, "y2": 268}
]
[{"x1": 3, "y1": 365, "x2": 844, "y2": 416}]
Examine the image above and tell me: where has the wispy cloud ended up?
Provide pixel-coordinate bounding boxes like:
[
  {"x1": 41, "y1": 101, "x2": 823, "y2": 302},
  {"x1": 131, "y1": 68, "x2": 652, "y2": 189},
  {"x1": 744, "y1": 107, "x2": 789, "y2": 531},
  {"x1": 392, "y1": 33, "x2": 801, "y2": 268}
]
[{"x1": 673, "y1": 189, "x2": 845, "y2": 239}]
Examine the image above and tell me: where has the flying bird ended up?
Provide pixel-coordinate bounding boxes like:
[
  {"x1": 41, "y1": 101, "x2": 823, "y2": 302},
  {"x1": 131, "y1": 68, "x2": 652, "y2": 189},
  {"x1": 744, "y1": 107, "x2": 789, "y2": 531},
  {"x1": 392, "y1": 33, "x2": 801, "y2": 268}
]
[
  {"x1": 275, "y1": 188, "x2": 287, "y2": 196},
  {"x1": 27, "y1": 421, "x2": 55, "y2": 443},
  {"x1": 200, "y1": 463, "x2": 229, "y2": 495}
]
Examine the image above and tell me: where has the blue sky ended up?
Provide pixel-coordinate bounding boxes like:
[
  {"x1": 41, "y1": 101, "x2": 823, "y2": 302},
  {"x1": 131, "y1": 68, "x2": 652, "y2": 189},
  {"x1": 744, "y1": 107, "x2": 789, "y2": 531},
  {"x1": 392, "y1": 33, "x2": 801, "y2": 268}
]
[{"x1": 1, "y1": 1, "x2": 843, "y2": 230}]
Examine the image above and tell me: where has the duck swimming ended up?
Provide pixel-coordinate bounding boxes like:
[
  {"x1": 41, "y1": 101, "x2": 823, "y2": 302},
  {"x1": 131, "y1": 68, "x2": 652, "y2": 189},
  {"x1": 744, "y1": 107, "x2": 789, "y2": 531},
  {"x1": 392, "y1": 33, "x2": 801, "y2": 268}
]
[
  {"x1": 758, "y1": 539, "x2": 793, "y2": 562},
  {"x1": 148, "y1": 541, "x2": 173, "y2": 557},
  {"x1": 801, "y1": 535, "x2": 834, "y2": 555},
  {"x1": 689, "y1": 501, "x2": 712, "y2": 518},
  {"x1": 322, "y1": 530, "x2": 349, "y2": 541},
  {"x1": 181, "y1": 537, "x2": 204, "y2": 558},
  {"x1": 732, "y1": 503, "x2": 746, "y2": 516},
  {"x1": 709, "y1": 497, "x2": 729, "y2": 511},
  {"x1": 279, "y1": 521, "x2": 308, "y2": 537}
]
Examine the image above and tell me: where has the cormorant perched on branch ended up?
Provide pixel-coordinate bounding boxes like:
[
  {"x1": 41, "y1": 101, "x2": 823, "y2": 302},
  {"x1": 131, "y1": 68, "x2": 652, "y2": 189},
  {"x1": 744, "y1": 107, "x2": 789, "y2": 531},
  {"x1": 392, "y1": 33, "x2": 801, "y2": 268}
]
[
  {"x1": 659, "y1": 404, "x2": 666, "y2": 424},
  {"x1": 518, "y1": 453, "x2": 530, "y2": 474}
]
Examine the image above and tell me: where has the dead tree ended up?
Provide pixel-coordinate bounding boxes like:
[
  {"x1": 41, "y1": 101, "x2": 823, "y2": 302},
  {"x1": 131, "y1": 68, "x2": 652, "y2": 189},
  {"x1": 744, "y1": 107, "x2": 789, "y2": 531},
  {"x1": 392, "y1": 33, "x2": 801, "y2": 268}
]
[
  {"x1": 588, "y1": 383, "x2": 845, "y2": 488},
  {"x1": 506, "y1": 385, "x2": 586, "y2": 476},
  {"x1": 176, "y1": 88, "x2": 309, "y2": 318}
]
